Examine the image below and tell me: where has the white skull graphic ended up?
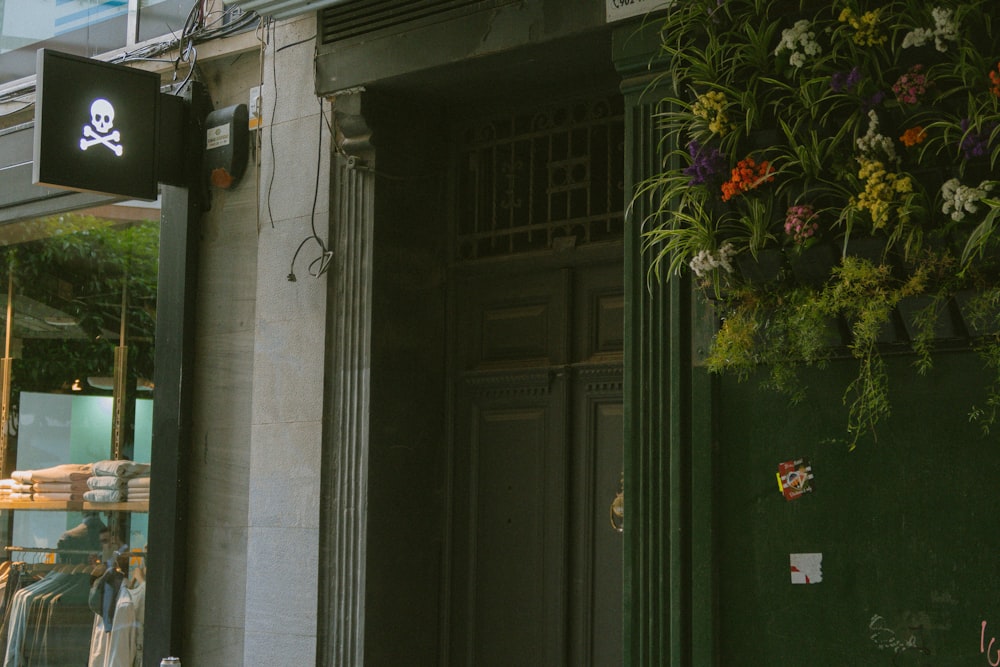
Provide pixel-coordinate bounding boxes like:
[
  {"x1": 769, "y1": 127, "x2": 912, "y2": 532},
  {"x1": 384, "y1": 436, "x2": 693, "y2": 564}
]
[{"x1": 89, "y1": 98, "x2": 115, "y2": 135}]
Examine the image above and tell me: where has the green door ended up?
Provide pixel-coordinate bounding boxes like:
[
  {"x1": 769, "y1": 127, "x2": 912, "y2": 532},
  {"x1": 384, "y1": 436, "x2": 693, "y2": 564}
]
[{"x1": 449, "y1": 259, "x2": 624, "y2": 666}]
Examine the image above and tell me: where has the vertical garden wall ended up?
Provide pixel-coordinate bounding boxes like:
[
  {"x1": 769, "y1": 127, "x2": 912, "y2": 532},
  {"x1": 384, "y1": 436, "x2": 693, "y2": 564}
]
[{"x1": 620, "y1": 1, "x2": 1000, "y2": 664}]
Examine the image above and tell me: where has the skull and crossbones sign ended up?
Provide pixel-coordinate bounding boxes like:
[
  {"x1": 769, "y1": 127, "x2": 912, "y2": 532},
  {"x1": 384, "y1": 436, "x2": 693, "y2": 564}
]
[{"x1": 79, "y1": 98, "x2": 123, "y2": 157}]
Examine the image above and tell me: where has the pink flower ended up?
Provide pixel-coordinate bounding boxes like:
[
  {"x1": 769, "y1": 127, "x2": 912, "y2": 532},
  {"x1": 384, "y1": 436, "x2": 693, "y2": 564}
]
[
  {"x1": 892, "y1": 65, "x2": 928, "y2": 104},
  {"x1": 784, "y1": 205, "x2": 819, "y2": 244}
]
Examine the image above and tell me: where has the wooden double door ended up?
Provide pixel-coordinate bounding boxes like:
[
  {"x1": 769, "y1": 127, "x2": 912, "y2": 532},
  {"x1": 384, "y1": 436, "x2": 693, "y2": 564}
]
[{"x1": 448, "y1": 256, "x2": 624, "y2": 666}]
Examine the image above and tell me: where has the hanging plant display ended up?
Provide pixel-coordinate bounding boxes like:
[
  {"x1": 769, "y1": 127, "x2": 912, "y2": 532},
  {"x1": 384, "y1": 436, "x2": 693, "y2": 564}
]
[{"x1": 640, "y1": 0, "x2": 1000, "y2": 447}]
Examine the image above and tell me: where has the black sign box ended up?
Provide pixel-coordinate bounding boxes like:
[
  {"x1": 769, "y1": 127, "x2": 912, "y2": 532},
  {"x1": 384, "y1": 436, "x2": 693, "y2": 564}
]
[{"x1": 33, "y1": 49, "x2": 160, "y2": 201}]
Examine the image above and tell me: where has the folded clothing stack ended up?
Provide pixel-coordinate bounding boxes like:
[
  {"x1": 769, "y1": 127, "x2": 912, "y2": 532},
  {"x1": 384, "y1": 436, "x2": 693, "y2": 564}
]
[
  {"x1": 0, "y1": 478, "x2": 30, "y2": 500},
  {"x1": 83, "y1": 460, "x2": 151, "y2": 503},
  {"x1": 126, "y1": 475, "x2": 149, "y2": 501},
  {"x1": 32, "y1": 480, "x2": 89, "y2": 502},
  {"x1": 7, "y1": 463, "x2": 94, "y2": 501}
]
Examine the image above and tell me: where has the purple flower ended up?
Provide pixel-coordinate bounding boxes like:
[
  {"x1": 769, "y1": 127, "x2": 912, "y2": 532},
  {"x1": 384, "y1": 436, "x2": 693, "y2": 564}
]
[
  {"x1": 862, "y1": 90, "x2": 886, "y2": 112},
  {"x1": 959, "y1": 118, "x2": 993, "y2": 160},
  {"x1": 684, "y1": 141, "x2": 727, "y2": 186},
  {"x1": 831, "y1": 67, "x2": 862, "y2": 92}
]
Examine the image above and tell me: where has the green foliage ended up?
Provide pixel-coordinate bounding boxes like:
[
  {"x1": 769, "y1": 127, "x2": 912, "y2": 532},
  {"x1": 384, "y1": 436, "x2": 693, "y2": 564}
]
[
  {"x1": 0, "y1": 214, "x2": 159, "y2": 394},
  {"x1": 643, "y1": 0, "x2": 1000, "y2": 448}
]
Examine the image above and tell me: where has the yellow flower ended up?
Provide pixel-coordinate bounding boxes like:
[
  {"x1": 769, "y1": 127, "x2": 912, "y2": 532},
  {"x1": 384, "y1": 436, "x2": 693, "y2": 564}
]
[
  {"x1": 839, "y1": 8, "x2": 886, "y2": 46},
  {"x1": 692, "y1": 91, "x2": 734, "y2": 136},
  {"x1": 852, "y1": 158, "x2": 911, "y2": 228}
]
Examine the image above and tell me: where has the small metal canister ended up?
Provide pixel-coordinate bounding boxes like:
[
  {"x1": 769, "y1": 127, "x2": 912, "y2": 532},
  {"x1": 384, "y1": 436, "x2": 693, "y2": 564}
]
[{"x1": 160, "y1": 658, "x2": 181, "y2": 667}]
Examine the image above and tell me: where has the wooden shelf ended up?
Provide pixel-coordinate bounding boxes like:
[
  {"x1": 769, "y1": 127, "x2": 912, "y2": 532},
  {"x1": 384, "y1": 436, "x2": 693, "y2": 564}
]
[{"x1": 0, "y1": 500, "x2": 149, "y2": 513}]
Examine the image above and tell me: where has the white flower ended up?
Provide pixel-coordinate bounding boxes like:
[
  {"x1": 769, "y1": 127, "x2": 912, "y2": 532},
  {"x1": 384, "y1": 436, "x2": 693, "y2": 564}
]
[
  {"x1": 902, "y1": 27, "x2": 933, "y2": 48},
  {"x1": 941, "y1": 178, "x2": 994, "y2": 221},
  {"x1": 856, "y1": 110, "x2": 897, "y2": 163},
  {"x1": 902, "y1": 7, "x2": 958, "y2": 52},
  {"x1": 774, "y1": 19, "x2": 821, "y2": 68},
  {"x1": 931, "y1": 7, "x2": 958, "y2": 51},
  {"x1": 689, "y1": 243, "x2": 736, "y2": 278}
]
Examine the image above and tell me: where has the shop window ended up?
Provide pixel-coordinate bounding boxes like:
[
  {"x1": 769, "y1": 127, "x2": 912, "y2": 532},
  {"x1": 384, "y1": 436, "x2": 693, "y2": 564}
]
[
  {"x1": 0, "y1": 201, "x2": 158, "y2": 666},
  {"x1": 0, "y1": 0, "x2": 190, "y2": 85}
]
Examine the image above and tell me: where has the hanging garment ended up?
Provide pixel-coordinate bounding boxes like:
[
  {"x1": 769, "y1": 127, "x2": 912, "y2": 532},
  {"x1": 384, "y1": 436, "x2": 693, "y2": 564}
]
[
  {"x1": 3, "y1": 571, "x2": 87, "y2": 667},
  {"x1": 88, "y1": 581, "x2": 145, "y2": 667}
]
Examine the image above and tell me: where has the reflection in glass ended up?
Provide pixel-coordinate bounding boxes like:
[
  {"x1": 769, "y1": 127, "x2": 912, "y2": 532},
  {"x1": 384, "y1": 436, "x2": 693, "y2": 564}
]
[
  {"x1": 0, "y1": 202, "x2": 157, "y2": 666},
  {"x1": 0, "y1": 1, "x2": 128, "y2": 84}
]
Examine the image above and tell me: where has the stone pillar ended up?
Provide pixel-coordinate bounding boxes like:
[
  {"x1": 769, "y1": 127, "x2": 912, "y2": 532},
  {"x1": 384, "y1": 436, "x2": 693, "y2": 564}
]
[{"x1": 316, "y1": 90, "x2": 375, "y2": 667}]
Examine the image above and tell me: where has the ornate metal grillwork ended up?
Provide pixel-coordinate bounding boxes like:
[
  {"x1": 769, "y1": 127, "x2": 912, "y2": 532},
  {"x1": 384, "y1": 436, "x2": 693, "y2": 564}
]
[{"x1": 456, "y1": 96, "x2": 625, "y2": 260}]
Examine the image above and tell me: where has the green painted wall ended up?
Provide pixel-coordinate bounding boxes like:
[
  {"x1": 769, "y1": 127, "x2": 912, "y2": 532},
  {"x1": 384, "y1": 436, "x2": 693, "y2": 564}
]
[
  {"x1": 614, "y1": 11, "x2": 1000, "y2": 666},
  {"x1": 714, "y1": 350, "x2": 1000, "y2": 665}
]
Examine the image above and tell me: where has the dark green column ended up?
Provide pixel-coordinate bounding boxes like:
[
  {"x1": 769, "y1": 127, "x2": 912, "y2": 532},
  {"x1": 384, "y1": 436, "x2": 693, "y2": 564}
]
[{"x1": 614, "y1": 20, "x2": 717, "y2": 667}]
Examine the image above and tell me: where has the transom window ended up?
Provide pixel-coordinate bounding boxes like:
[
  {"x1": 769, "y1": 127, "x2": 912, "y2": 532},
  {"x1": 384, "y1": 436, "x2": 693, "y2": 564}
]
[{"x1": 456, "y1": 95, "x2": 625, "y2": 260}]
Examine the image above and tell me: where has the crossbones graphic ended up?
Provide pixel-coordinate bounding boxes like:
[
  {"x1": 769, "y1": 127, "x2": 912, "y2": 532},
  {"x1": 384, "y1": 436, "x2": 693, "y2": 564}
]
[
  {"x1": 79, "y1": 98, "x2": 123, "y2": 157},
  {"x1": 80, "y1": 125, "x2": 123, "y2": 156}
]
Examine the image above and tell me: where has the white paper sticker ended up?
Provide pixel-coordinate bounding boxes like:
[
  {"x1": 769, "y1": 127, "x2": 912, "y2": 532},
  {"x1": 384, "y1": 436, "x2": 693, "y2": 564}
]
[
  {"x1": 790, "y1": 553, "x2": 823, "y2": 584},
  {"x1": 206, "y1": 124, "x2": 231, "y2": 150},
  {"x1": 606, "y1": 0, "x2": 672, "y2": 22}
]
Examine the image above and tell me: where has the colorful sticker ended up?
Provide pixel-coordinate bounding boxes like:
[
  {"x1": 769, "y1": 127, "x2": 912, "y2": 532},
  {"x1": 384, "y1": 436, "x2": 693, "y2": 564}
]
[
  {"x1": 790, "y1": 552, "x2": 823, "y2": 584},
  {"x1": 777, "y1": 458, "x2": 814, "y2": 501}
]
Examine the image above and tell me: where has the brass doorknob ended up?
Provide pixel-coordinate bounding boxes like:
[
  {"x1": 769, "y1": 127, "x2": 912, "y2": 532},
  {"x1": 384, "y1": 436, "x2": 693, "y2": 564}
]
[{"x1": 609, "y1": 474, "x2": 624, "y2": 533}]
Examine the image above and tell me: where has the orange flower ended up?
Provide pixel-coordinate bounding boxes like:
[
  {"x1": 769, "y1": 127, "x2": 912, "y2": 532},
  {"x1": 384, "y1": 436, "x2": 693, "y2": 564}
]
[
  {"x1": 900, "y1": 126, "x2": 927, "y2": 147},
  {"x1": 721, "y1": 157, "x2": 774, "y2": 201},
  {"x1": 991, "y1": 62, "x2": 1000, "y2": 97}
]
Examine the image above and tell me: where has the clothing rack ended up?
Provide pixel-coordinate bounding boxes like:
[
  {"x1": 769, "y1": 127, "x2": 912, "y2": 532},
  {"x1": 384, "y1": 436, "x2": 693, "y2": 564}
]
[{"x1": 4, "y1": 546, "x2": 146, "y2": 557}]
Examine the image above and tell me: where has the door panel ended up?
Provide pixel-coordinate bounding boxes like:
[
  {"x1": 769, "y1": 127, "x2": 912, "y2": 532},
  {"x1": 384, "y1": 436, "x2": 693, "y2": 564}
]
[
  {"x1": 455, "y1": 269, "x2": 569, "y2": 371},
  {"x1": 450, "y1": 261, "x2": 623, "y2": 666},
  {"x1": 452, "y1": 387, "x2": 568, "y2": 667}
]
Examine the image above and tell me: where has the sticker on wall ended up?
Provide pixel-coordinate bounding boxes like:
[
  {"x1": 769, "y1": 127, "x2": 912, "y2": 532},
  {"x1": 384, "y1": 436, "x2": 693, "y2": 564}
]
[
  {"x1": 790, "y1": 552, "x2": 823, "y2": 584},
  {"x1": 777, "y1": 458, "x2": 814, "y2": 501}
]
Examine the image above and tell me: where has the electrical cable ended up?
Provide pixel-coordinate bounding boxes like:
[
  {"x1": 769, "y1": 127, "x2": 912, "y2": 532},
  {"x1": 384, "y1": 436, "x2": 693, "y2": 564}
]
[
  {"x1": 173, "y1": 42, "x2": 198, "y2": 93},
  {"x1": 288, "y1": 97, "x2": 332, "y2": 281},
  {"x1": 254, "y1": 16, "x2": 269, "y2": 236},
  {"x1": 276, "y1": 34, "x2": 316, "y2": 53},
  {"x1": 266, "y1": 20, "x2": 278, "y2": 229}
]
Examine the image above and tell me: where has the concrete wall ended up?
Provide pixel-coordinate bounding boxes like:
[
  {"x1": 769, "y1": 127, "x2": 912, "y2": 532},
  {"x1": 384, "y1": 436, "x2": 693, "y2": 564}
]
[
  {"x1": 185, "y1": 14, "x2": 328, "y2": 667},
  {"x1": 184, "y1": 48, "x2": 258, "y2": 667},
  {"x1": 243, "y1": 14, "x2": 328, "y2": 667}
]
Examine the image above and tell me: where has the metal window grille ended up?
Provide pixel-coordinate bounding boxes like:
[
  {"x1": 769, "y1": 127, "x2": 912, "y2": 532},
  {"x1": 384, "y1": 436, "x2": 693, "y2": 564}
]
[{"x1": 456, "y1": 95, "x2": 625, "y2": 260}]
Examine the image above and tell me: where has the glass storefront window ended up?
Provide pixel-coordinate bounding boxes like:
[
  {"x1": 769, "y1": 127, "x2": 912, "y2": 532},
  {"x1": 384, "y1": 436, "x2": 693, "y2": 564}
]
[
  {"x1": 0, "y1": 1, "x2": 128, "y2": 84},
  {"x1": 137, "y1": 0, "x2": 192, "y2": 44},
  {"x1": 0, "y1": 201, "x2": 158, "y2": 666},
  {"x1": 0, "y1": 0, "x2": 191, "y2": 85}
]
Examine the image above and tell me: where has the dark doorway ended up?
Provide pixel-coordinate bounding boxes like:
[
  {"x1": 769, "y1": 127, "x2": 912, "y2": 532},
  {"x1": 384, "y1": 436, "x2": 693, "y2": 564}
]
[
  {"x1": 445, "y1": 93, "x2": 626, "y2": 666},
  {"x1": 362, "y1": 88, "x2": 625, "y2": 666}
]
